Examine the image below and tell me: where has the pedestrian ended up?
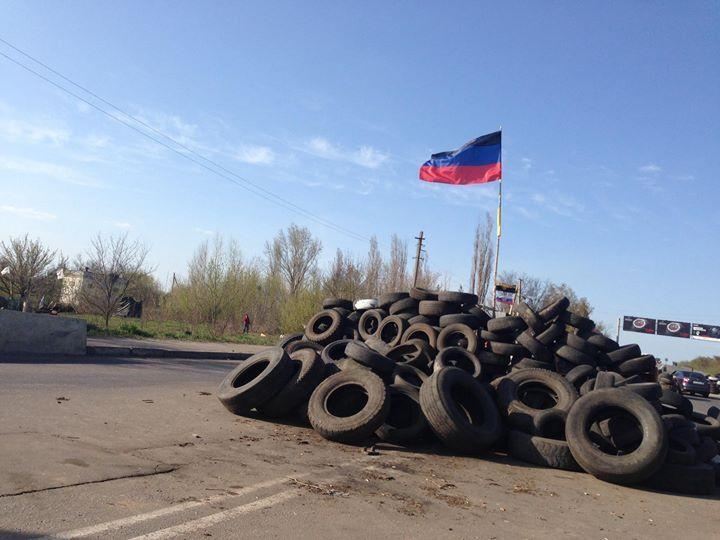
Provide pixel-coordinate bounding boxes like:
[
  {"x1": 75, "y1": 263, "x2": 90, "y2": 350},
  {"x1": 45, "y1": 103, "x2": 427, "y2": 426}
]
[{"x1": 242, "y1": 313, "x2": 251, "y2": 334}]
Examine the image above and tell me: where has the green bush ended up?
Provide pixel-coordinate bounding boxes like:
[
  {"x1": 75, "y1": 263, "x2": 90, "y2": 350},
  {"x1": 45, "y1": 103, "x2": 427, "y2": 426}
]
[{"x1": 118, "y1": 322, "x2": 153, "y2": 338}]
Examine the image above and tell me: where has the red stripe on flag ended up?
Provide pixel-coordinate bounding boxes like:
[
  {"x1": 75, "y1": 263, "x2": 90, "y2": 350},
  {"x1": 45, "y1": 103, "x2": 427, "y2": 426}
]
[{"x1": 419, "y1": 163, "x2": 501, "y2": 185}]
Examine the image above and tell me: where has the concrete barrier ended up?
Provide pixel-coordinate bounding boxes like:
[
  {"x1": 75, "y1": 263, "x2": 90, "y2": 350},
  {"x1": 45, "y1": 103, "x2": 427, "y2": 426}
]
[{"x1": 0, "y1": 310, "x2": 87, "y2": 355}]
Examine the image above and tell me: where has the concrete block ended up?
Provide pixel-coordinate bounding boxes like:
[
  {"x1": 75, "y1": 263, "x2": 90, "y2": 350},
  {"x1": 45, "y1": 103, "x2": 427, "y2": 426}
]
[{"x1": 0, "y1": 310, "x2": 86, "y2": 355}]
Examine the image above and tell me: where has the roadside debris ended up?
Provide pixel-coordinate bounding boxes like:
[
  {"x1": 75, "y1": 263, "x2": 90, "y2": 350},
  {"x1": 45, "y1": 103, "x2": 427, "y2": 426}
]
[{"x1": 217, "y1": 290, "x2": 720, "y2": 496}]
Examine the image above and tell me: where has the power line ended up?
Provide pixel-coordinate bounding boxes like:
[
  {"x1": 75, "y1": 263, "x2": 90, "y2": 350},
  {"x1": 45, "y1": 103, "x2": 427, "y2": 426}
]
[{"x1": 0, "y1": 38, "x2": 371, "y2": 243}]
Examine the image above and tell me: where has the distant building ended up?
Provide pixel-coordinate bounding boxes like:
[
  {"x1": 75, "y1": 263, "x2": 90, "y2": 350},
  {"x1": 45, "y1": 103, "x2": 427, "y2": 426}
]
[
  {"x1": 58, "y1": 268, "x2": 139, "y2": 317},
  {"x1": 58, "y1": 268, "x2": 91, "y2": 306}
]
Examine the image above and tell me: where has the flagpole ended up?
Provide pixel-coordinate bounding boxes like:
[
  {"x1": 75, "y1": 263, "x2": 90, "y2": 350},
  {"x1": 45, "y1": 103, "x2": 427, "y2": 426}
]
[{"x1": 492, "y1": 127, "x2": 502, "y2": 315}]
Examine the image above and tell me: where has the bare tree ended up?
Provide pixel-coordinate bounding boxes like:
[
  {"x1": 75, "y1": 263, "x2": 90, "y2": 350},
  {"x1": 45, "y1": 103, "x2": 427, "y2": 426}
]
[
  {"x1": 469, "y1": 212, "x2": 495, "y2": 305},
  {"x1": 78, "y1": 233, "x2": 150, "y2": 330},
  {"x1": 498, "y1": 270, "x2": 551, "y2": 310},
  {"x1": 383, "y1": 234, "x2": 409, "y2": 291},
  {"x1": 0, "y1": 235, "x2": 56, "y2": 311},
  {"x1": 265, "y1": 224, "x2": 322, "y2": 295},
  {"x1": 362, "y1": 236, "x2": 383, "y2": 297},
  {"x1": 416, "y1": 254, "x2": 442, "y2": 290},
  {"x1": 324, "y1": 249, "x2": 364, "y2": 299}
]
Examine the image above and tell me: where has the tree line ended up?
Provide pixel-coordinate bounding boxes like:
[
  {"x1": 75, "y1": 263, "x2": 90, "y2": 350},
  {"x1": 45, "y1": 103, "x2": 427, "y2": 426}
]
[{"x1": 0, "y1": 214, "x2": 600, "y2": 335}]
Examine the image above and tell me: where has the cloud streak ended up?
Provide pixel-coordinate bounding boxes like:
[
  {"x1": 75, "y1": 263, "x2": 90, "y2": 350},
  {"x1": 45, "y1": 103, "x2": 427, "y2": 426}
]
[
  {"x1": 303, "y1": 137, "x2": 389, "y2": 169},
  {"x1": 639, "y1": 163, "x2": 662, "y2": 173},
  {"x1": 0, "y1": 156, "x2": 101, "y2": 187},
  {"x1": 0, "y1": 118, "x2": 69, "y2": 145},
  {"x1": 234, "y1": 144, "x2": 275, "y2": 165},
  {"x1": 0, "y1": 205, "x2": 56, "y2": 221}
]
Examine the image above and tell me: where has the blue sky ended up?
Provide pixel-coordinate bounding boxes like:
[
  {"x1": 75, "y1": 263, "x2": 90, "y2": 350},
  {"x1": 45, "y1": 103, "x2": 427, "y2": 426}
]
[{"x1": 0, "y1": 1, "x2": 718, "y2": 362}]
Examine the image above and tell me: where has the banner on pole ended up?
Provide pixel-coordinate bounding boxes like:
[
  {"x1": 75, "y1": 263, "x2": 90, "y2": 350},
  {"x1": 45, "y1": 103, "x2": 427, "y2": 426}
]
[
  {"x1": 657, "y1": 320, "x2": 691, "y2": 339},
  {"x1": 690, "y1": 323, "x2": 720, "y2": 342},
  {"x1": 495, "y1": 283, "x2": 516, "y2": 311},
  {"x1": 622, "y1": 316, "x2": 657, "y2": 335}
]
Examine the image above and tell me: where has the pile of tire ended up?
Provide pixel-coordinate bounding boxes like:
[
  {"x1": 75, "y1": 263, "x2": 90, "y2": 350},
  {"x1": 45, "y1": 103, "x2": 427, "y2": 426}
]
[{"x1": 217, "y1": 289, "x2": 720, "y2": 495}]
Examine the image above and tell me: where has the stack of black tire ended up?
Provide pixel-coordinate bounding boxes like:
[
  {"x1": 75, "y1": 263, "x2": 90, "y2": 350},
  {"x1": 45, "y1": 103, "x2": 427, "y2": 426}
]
[{"x1": 217, "y1": 289, "x2": 720, "y2": 495}]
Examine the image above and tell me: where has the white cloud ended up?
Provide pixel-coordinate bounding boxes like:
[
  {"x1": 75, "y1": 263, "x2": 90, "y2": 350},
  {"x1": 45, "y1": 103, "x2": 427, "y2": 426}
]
[
  {"x1": 0, "y1": 205, "x2": 56, "y2": 221},
  {"x1": 0, "y1": 118, "x2": 69, "y2": 145},
  {"x1": 354, "y1": 146, "x2": 388, "y2": 169},
  {"x1": 528, "y1": 191, "x2": 585, "y2": 218},
  {"x1": 82, "y1": 135, "x2": 110, "y2": 148},
  {"x1": 521, "y1": 157, "x2": 533, "y2": 171},
  {"x1": 193, "y1": 227, "x2": 214, "y2": 236},
  {"x1": 675, "y1": 174, "x2": 694, "y2": 182},
  {"x1": 303, "y1": 137, "x2": 389, "y2": 169},
  {"x1": 133, "y1": 108, "x2": 198, "y2": 144},
  {"x1": 639, "y1": 163, "x2": 662, "y2": 173},
  {"x1": 0, "y1": 156, "x2": 100, "y2": 187},
  {"x1": 114, "y1": 222, "x2": 132, "y2": 229},
  {"x1": 234, "y1": 144, "x2": 275, "y2": 165}
]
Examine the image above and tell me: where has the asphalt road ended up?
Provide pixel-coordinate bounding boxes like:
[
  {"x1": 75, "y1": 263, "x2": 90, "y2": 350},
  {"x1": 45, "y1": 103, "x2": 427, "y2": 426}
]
[{"x1": 0, "y1": 354, "x2": 718, "y2": 539}]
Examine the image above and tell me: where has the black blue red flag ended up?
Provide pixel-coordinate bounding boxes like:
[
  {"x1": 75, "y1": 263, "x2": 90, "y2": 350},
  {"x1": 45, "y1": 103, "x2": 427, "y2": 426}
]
[{"x1": 419, "y1": 131, "x2": 501, "y2": 185}]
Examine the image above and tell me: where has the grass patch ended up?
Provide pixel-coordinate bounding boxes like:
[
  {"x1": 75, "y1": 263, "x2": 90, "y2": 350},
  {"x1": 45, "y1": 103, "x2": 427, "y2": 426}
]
[{"x1": 61, "y1": 313, "x2": 278, "y2": 346}]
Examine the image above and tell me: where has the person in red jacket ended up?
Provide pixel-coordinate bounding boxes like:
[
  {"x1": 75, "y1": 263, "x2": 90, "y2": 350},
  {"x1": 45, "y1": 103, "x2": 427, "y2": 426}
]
[{"x1": 242, "y1": 313, "x2": 251, "y2": 334}]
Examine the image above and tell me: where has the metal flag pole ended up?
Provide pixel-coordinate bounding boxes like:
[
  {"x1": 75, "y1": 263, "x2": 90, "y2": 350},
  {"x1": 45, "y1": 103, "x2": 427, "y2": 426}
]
[{"x1": 492, "y1": 127, "x2": 502, "y2": 315}]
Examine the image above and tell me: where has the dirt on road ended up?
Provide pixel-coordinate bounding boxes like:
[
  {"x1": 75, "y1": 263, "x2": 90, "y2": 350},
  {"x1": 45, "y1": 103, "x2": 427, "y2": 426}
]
[{"x1": 0, "y1": 355, "x2": 717, "y2": 539}]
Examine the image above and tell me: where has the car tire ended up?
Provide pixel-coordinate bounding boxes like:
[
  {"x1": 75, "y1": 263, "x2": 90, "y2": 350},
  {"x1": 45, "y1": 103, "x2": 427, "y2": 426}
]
[
  {"x1": 496, "y1": 368, "x2": 578, "y2": 433},
  {"x1": 376, "y1": 384, "x2": 428, "y2": 445},
  {"x1": 305, "y1": 310, "x2": 345, "y2": 345},
  {"x1": 259, "y1": 348, "x2": 326, "y2": 418},
  {"x1": 419, "y1": 367, "x2": 503, "y2": 453},
  {"x1": 308, "y1": 369, "x2": 390, "y2": 444},
  {"x1": 401, "y1": 323, "x2": 439, "y2": 349},
  {"x1": 507, "y1": 430, "x2": 581, "y2": 471},
  {"x1": 437, "y1": 323, "x2": 479, "y2": 353},
  {"x1": 217, "y1": 348, "x2": 295, "y2": 415},
  {"x1": 566, "y1": 388, "x2": 667, "y2": 485}
]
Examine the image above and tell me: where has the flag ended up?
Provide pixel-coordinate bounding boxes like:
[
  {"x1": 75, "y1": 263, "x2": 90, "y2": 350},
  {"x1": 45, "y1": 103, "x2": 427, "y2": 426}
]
[{"x1": 419, "y1": 131, "x2": 501, "y2": 185}]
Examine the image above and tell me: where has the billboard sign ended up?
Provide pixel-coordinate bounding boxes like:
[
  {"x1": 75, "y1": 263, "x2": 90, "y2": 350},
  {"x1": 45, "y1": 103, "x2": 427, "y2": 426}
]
[
  {"x1": 623, "y1": 315, "x2": 656, "y2": 335},
  {"x1": 690, "y1": 323, "x2": 720, "y2": 342},
  {"x1": 657, "y1": 320, "x2": 691, "y2": 339}
]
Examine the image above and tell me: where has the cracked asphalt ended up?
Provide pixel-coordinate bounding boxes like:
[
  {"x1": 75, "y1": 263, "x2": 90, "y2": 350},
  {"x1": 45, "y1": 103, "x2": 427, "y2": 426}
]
[{"x1": 0, "y1": 354, "x2": 718, "y2": 539}]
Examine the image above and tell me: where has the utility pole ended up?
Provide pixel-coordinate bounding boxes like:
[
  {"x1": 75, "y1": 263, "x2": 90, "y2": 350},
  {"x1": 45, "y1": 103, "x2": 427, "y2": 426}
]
[{"x1": 412, "y1": 231, "x2": 425, "y2": 287}]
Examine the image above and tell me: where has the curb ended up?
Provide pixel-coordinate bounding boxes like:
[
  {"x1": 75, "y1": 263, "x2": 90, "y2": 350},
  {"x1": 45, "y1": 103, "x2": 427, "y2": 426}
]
[{"x1": 86, "y1": 346, "x2": 250, "y2": 360}]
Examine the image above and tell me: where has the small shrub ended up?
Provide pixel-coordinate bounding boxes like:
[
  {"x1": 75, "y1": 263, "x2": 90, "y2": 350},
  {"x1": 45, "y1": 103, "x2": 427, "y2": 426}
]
[{"x1": 118, "y1": 322, "x2": 153, "y2": 338}]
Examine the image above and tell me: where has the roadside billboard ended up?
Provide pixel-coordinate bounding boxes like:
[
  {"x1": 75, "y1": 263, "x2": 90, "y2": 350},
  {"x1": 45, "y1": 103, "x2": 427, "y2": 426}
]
[
  {"x1": 690, "y1": 323, "x2": 720, "y2": 342},
  {"x1": 657, "y1": 320, "x2": 691, "y2": 339},
  {"x1": 622, "y1": 315, "x2": 656, "y2": 335}
]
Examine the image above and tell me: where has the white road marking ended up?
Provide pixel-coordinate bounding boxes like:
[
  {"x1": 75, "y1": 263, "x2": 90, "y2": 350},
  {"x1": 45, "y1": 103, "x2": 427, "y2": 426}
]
[
  {"x1": 45, "y1": 458, "x2": 360, "y2": 539},
  {"x1": 126, "y1": 489, "x2": 298, "y2": 540},
  {"x1": 46, "y1": 475, "x2": 296, "y2": 539}
]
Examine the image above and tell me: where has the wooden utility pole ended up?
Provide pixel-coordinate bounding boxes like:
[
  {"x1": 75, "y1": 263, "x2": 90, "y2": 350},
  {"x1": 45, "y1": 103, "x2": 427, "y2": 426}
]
[{"x1": 412, "y1": 231, "x2": 425, "y2": 287}]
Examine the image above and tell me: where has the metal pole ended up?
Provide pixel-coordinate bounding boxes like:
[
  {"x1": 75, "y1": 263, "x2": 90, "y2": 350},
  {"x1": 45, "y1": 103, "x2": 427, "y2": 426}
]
[
  {"x1": 492, "y1": 178, "x2": 502, "y2": 314},
  {"x1": 491, "y1": 126, "x2": 503, "y2": 315},
  {"x1": 412, "y1": 231, "x2": 424, "y2": 287},
  {"x1": 616, "y1": 317, "x2": 621, "y2": 344}
]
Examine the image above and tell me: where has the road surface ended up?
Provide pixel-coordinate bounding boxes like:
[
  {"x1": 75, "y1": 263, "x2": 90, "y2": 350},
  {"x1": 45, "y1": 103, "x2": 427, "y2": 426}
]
[{"x1": 0, "y1": 354, "x2": 717, "y2": 539}]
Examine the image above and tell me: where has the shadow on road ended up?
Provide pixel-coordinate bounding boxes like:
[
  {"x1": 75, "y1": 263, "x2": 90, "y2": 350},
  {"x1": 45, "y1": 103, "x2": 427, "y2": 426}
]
[
  {"x1": 0, "y1": 354, "x2": 239, "y2": 373},
  {"x1": 0, "y1": 529, "x2": 43, "y2": 539}
]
